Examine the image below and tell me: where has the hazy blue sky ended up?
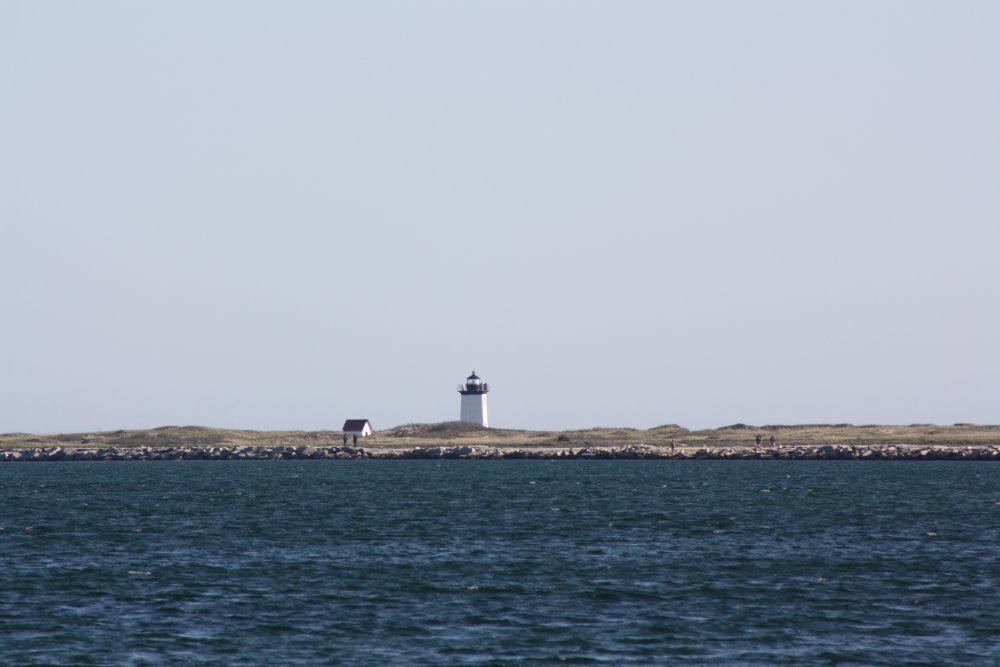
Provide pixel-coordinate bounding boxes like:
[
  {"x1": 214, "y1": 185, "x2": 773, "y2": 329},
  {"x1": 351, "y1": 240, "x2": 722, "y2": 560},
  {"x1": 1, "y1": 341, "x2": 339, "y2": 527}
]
[{"x1": 2, "y1": 1, "x2": 997, "y2": 433}]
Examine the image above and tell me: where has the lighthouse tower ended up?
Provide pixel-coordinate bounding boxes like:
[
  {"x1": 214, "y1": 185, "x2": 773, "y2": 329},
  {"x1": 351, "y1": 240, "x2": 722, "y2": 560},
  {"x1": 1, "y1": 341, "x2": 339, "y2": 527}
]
[{"x1": 458, "y1": 371, "x2": 489, "y2": 427}]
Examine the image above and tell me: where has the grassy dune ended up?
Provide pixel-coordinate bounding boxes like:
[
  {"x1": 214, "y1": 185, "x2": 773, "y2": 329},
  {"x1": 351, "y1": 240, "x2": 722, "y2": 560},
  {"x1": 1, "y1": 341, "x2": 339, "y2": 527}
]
[{"x1": 1, "y1": 422, "x2": 997, "y2": 451}]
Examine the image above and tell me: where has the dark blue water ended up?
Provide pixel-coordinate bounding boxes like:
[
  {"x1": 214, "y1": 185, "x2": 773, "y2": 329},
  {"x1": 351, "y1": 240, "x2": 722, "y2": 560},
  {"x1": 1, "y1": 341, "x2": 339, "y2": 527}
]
[{"x1": 2, "y1": 461, "x2": 999, "y2": 665}]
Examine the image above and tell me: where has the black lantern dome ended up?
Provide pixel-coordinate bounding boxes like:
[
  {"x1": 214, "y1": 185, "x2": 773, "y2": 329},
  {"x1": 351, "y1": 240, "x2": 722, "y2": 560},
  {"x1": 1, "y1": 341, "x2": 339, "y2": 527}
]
[{"x1": 458, "y1": 371, "x2": 489, "y2": 395}]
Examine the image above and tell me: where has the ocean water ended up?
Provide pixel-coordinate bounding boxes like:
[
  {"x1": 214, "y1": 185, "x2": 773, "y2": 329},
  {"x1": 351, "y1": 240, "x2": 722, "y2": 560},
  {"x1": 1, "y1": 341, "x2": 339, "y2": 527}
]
[{"x1": 1, "y1": 461, "x2": 999, "y2": 666}]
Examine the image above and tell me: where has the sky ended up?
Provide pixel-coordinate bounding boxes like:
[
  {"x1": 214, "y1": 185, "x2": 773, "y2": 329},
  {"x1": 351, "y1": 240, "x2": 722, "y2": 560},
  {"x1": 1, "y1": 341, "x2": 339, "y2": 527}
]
[{"x1": 1, "y1": 1, "x2": 997, "y2": 433}]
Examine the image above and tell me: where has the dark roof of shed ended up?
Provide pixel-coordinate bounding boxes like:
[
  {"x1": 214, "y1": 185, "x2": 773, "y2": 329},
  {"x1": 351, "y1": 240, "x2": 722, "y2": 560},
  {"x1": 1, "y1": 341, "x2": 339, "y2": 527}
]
[{"x1": 342, "y1": 419, "x2": 372, "y2": 431}]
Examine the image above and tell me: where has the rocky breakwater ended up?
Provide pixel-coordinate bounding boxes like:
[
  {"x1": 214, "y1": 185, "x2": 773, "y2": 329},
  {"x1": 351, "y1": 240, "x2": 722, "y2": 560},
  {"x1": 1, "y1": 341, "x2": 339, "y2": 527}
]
[
  {"x1": 380, "y1": 444, "x2": 677, "y2": 459},
  {"x1": 2, "y1": 443, "x2": 1000, "y2": 462},
  {"x1": 666, "y1": 444, "x2": 1000, "y2": 460},
  {"x1": 0, "y1": 445, "x2": 372, "y2": 462},
  {"x1": 384, "y1": 444, "x2": 1000, "y2": 460}
]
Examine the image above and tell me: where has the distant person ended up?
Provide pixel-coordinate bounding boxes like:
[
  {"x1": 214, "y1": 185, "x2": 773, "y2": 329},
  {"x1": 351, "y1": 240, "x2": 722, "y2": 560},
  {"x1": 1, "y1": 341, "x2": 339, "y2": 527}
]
[
  {"x1": 670, "y1": 439, "x2": 675, "y2": 454},
  {"x1": 755, "y1": 434, "x2": 762, "y2": 446},
  {"x1": 770, "y1": 435, "x2": 776, "y2": 447},
  {"x1": 353, "y1": 434, "x2": 358, "y2": 446},
  {"x1": 343, "y1": 433, "x2": 347, "y2": 446}
]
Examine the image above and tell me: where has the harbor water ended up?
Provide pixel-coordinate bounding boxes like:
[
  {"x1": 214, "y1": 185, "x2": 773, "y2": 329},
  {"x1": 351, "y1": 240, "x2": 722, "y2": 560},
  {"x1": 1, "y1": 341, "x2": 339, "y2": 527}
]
[{"x1": 2, "y1": 460, "x2": 999, "y2": 665}]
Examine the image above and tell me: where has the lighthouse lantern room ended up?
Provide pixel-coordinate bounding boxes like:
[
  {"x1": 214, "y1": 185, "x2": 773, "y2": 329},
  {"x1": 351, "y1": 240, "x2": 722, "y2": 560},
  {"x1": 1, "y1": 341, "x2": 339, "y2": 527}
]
[{"x1": 457, "y1": 371, "x2": 489, "y2": 427}]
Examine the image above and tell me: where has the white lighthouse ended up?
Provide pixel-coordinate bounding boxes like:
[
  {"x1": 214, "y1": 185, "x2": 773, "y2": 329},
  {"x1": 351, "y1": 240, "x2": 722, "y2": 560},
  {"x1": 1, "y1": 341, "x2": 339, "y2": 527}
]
[{"x1": 458, "y1": 371, "x2": 489, "y2": 427}]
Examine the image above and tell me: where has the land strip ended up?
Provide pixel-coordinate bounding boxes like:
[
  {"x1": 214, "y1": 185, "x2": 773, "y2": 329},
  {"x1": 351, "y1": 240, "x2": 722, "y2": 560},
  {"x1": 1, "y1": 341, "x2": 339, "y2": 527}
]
[{"x1": 1, "y1": 423, "x2": 998, "y2": 461}]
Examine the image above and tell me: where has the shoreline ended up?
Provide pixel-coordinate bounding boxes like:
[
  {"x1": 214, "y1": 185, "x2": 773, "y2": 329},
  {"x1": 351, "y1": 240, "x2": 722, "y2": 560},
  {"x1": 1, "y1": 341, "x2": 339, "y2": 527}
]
[
  {"x1": 3, "y1": 443, "x2": 1000, "y2": 462},
  {"x1": 3, "y1": 423, "x2": 998, "y2": 454}
]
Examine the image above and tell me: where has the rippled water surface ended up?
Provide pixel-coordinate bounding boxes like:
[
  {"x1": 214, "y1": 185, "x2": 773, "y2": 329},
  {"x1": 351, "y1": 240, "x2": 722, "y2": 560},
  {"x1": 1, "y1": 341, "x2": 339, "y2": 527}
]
[{"x1": 2, "y1": 461, "x2": 999, "y2": 665}]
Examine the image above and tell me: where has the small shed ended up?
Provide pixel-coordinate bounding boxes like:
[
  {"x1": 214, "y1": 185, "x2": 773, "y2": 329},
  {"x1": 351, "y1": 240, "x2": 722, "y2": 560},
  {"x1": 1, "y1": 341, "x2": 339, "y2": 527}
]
[{"x1": 342, "y1": 419, "x2": 373, "y2": 437}]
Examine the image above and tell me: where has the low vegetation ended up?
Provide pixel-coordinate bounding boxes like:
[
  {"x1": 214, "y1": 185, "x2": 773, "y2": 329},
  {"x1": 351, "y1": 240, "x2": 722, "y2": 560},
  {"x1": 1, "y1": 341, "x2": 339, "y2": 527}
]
[{"x1": 1, "y1": 422, "x2": 997, "y2": 451}]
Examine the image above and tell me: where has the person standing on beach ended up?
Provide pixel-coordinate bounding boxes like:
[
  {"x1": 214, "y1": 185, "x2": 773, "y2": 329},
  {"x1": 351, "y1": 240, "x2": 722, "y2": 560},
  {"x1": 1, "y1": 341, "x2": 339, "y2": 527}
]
[
  {"x1": 770, "y1": 435, "x2": 776, "y2": 447},
  {"x1": 670, "y1": 439, "x2": 675, "y2": 454},
  {"x1": 755, "y1": 434, "x2": 762, "y2": 446}
]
